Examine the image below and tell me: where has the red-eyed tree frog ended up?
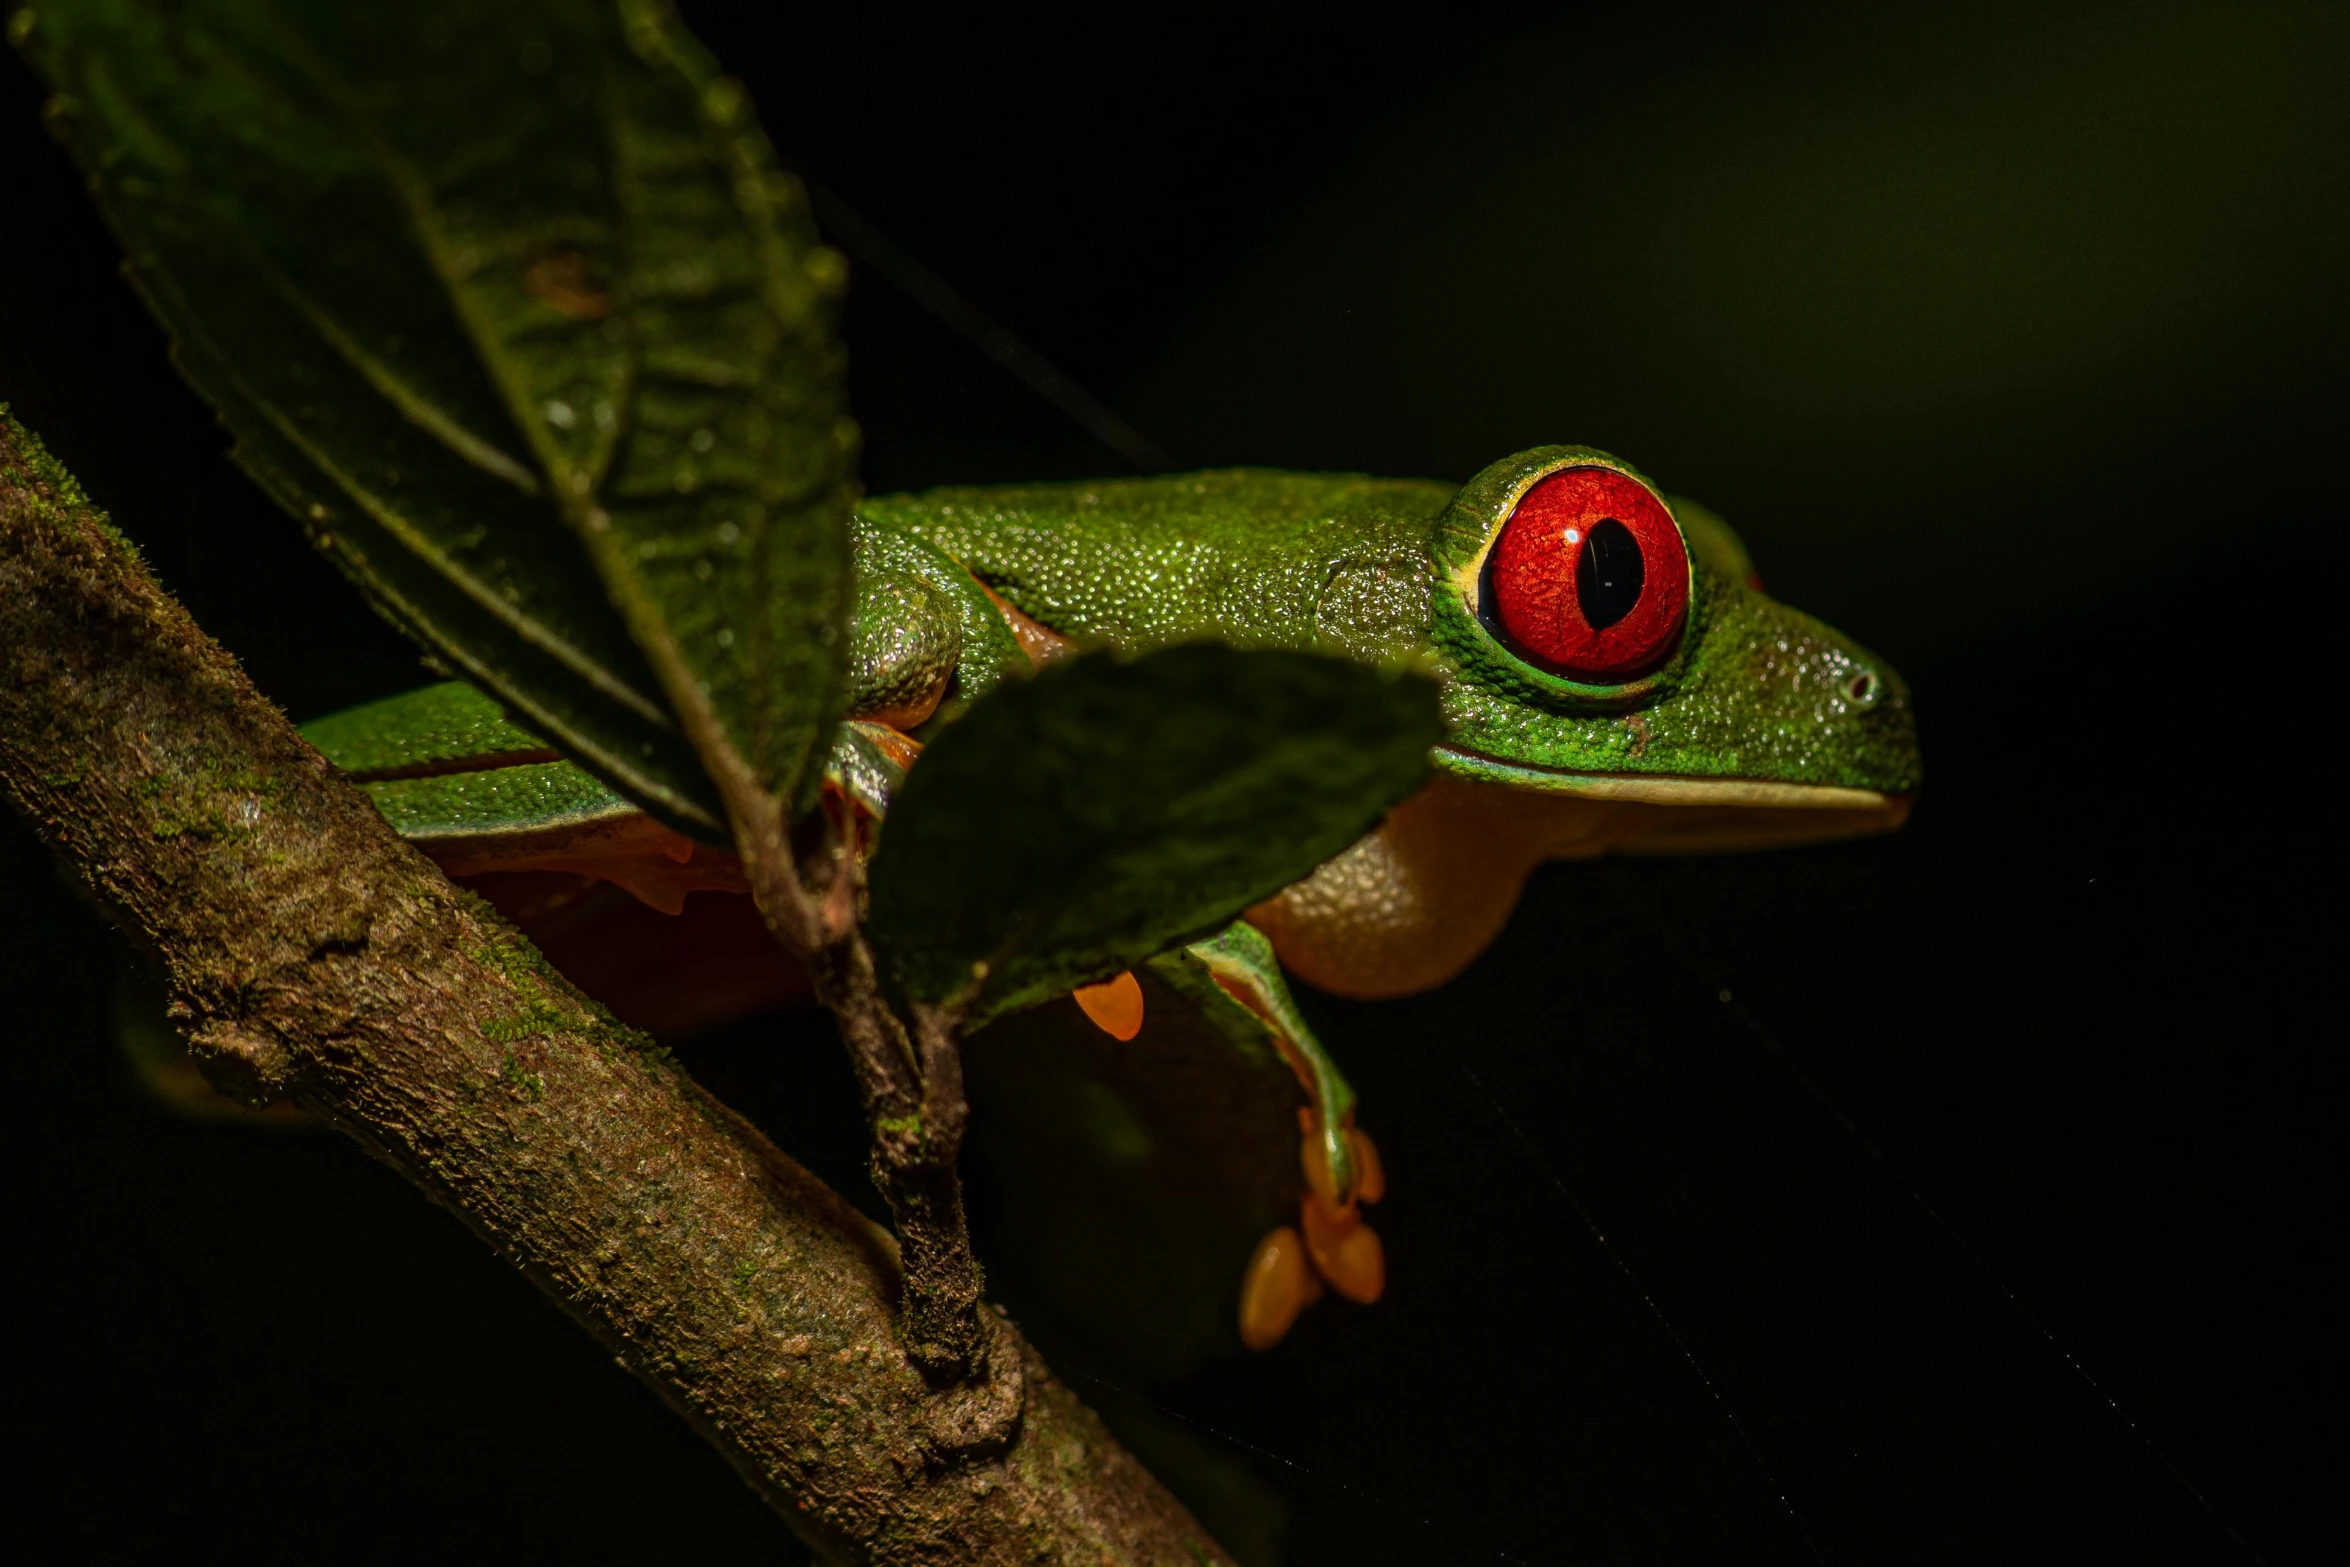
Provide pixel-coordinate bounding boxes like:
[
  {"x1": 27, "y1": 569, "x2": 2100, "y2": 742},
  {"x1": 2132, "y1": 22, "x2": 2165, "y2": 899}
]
[{"x1": 298, "y1": 444, "x2": 1918, "y2": 1352}]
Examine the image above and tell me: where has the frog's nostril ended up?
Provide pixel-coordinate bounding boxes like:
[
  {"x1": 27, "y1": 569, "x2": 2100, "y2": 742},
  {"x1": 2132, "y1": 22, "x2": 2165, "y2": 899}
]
[{"x1": 1844, "y1": 670, "x2": 1880, "y2": 709}]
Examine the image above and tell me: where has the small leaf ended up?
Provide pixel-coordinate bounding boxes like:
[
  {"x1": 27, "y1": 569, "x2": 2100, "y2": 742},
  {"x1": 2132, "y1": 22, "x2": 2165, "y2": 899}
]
[
  {"x1": 24, "y1": 0, "x2": 855, "y2": 837},
  {"x1": 867, "y1": 645, "x2": 1441, "y2": 1025}
]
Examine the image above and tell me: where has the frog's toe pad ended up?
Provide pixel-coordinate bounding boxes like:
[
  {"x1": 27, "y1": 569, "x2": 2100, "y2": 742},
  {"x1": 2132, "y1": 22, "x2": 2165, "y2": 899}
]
[
  {"x1": 1073, "y1": 971, "x2": 1145, "y2": 1040},
  {"x1": 1302, "y1": 1191, "x2": 1386, "y2": 1305},
  {"x1": 1239, "y1": 1225, "x2": 1323, "y2": 1350}
]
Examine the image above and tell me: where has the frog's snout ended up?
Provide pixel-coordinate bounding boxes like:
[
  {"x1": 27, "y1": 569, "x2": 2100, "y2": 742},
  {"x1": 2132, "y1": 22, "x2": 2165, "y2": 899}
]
[{"x1": 1836, "y1": 650, "x2": 1921, "y2": 798}]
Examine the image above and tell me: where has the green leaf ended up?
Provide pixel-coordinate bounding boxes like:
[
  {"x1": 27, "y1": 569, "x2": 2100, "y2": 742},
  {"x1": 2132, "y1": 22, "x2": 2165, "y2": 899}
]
[
  {"x1": 22, "y1": 0, "x2": 855, "y2": 837},
  {"x1": 867, "y1": 645, "x2": 1441, "y2": 1025}
]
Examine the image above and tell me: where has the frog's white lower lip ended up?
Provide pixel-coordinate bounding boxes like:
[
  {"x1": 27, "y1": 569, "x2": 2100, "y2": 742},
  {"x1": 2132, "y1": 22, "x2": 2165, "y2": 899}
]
[{"x1": 1433, "y1": 746, "x2": 1911, "y2": 841}]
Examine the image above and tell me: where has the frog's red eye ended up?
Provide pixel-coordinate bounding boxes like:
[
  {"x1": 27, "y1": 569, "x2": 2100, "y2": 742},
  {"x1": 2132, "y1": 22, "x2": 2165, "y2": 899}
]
[{"x1": 1485, "y1": 466, "x2": 1689, "y2": 681}]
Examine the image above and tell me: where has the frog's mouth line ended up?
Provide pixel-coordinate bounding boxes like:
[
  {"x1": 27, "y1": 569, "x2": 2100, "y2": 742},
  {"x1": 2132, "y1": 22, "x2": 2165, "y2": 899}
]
[{"x1": 1432, "y1": 744, "x2": 1910, "y2": 855}]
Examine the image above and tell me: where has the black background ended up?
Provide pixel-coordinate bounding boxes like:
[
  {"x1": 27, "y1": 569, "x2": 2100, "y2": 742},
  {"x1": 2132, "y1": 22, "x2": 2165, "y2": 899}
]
[{"x1": 2, "y1": 2, "x2": 2339, "y2": 1561}]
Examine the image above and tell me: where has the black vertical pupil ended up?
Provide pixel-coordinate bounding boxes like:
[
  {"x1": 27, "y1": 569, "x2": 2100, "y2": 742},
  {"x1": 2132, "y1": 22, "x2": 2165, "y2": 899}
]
[{"x1": 1576, "y1": 517, "x2": 1645, "y2": 630}]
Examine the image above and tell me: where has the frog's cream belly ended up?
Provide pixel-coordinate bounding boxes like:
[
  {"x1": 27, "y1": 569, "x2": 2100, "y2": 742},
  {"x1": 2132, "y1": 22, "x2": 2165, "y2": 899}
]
[{"x1": 1250, "y1": 771, "x2": 1908, "y2": 999}]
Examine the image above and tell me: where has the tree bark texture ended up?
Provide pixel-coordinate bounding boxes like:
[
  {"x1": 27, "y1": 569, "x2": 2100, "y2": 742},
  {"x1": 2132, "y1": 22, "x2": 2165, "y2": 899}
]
[{"x1": 0, "y1": 409, "x2": 1230, "y2": 1565}]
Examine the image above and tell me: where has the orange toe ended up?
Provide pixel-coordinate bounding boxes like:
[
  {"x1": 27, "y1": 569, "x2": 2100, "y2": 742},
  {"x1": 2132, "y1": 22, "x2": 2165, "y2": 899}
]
[
  {"x1": 1239, "y1": 1225, "x2": 1322, "y2": 1350},
  {"x1": 1301, "y1": 1190, "x2": 1385, "y2": 1305},
  {"x1": 1072, "y1": 971, "x2": 1145, "y2": 1041}
]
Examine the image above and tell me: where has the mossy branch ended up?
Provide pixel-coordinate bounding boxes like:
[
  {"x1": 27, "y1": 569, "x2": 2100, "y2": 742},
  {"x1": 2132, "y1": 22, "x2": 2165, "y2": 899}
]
[{"x1": 0, "y1": 406, "x2": 1231, "y2": 1565}]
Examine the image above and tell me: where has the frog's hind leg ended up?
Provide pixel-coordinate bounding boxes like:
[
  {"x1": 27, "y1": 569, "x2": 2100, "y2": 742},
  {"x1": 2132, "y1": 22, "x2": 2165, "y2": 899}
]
[{"x1": 1161, "y1": 923, "x2": 1388, "y2": 1340}]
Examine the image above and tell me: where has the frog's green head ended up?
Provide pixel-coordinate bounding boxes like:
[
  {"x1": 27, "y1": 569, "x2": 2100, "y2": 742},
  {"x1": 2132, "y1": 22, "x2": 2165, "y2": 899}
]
[{"x1": 1425, "y1": 446, "x2": 1919, "y2": 851}]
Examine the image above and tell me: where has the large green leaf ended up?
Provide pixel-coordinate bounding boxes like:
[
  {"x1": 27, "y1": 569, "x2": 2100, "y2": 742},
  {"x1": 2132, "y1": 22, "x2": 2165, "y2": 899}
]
[
  {"x1": 867, "y1": 645, "x2": 1441, "y2": 1025},
  {"x1": 22, "y1": 0, "x2": 855, "y2": 835}
]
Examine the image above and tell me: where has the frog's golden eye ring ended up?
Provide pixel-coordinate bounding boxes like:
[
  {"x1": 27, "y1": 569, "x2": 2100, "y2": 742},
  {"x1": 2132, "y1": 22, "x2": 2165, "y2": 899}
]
[
  {"x1": 1432, "y1": 446, "x2": 1691, "y2": 709},
  {"x1": 1484, "y1": 466, "x2": 1689, "y2": 681}
]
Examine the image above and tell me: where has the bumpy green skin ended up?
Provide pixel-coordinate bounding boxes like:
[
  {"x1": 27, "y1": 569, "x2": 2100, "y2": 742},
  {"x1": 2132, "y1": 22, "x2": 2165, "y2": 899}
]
[
  {"x1": 1432, "y1": 448, "x2": 1917, "y2": 791},
  {"x1": 312, "y1": 449, "x2": 1919, "y2": 834},
  {"x1": 300, "y1": 680, "x2": 553, "y2": 778},
  {"x1": 863, "y1": 449, "x2": 1919, "y2": 794},
  {"x1": 845, "y1": 515, "x2": 1029, "y2": 726},
  {"x1": 860, "y1": 471, "x2": 1445, "y2": 669},
  {"x1": 298, "y1": 680, "x2": 634, "y2": 839},
  {"x1": 364, "y1": 762, "x2": 635, "y2": 841},
  {"x1": 306, "y1": 450, "x2": 1918, "y2": 1243},
  {"x1": 848, "y1": 572, "x2": 961, "y2": 718}
]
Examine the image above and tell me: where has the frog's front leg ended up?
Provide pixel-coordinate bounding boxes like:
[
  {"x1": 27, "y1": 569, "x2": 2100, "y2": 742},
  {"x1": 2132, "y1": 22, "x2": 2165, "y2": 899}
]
[
  {"x1": 1152, "y1": 922, "x2": 1387, "y2": 1349},
  {"x1": 1185, "y1": 923, "x2": 1367, "y2": 1204}
]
